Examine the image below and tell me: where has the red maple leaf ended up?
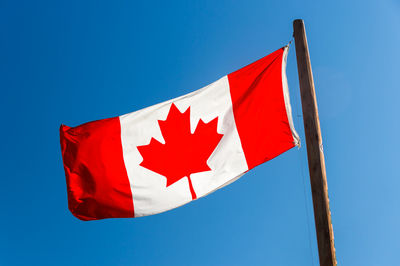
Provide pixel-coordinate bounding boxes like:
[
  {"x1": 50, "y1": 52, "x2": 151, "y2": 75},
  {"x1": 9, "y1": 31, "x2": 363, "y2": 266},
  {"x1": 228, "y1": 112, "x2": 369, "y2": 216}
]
[{"x1": 137, "y1": 103, "x2": 223, "y2": 200}]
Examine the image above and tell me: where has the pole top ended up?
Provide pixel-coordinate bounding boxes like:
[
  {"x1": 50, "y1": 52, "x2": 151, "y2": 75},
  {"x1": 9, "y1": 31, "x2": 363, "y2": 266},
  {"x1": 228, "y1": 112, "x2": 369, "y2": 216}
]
[{"x1": 293, "y1": 19, "x2": 304, "y2": 26}]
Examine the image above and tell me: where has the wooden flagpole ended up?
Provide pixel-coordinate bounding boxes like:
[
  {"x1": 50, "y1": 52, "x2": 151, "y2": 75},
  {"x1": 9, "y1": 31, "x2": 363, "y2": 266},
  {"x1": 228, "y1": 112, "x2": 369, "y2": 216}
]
[{"x1": 293, "y1": 19, "x2": 337, "y2": 266}]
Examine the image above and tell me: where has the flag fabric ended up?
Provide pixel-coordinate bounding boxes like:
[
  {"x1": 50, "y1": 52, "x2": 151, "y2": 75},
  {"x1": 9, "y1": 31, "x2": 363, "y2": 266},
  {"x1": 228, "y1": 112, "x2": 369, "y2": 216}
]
[{"x1": 60, "y1": 46, "x2": 299, "y2": 221}]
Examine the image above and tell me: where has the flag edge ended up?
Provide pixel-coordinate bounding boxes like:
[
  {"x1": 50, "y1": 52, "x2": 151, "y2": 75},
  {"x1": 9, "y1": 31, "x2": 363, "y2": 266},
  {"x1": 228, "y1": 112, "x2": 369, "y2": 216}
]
[{"x1": 282, "y1": 46, "x2": 301, "y2": 147}]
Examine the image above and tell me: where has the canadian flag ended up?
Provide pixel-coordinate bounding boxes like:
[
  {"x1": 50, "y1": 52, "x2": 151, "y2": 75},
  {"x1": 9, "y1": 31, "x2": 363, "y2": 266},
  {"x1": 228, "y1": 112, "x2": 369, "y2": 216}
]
[{"x1": 60, "y1": 47, "x2": 299, "y2": 220}]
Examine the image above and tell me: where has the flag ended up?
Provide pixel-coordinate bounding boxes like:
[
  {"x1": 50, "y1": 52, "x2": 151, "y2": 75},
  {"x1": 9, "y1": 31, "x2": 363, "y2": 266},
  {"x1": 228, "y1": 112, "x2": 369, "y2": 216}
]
[{"x1": 60, "y1": 46, "x2": 299, "y2": 220}]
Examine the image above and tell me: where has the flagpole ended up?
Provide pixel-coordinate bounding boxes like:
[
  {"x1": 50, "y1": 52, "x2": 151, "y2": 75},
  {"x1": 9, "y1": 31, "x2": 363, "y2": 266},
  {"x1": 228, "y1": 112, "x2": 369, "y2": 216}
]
[{"x1": 293, "y1": 19, "x2": 337, "y2": 266}]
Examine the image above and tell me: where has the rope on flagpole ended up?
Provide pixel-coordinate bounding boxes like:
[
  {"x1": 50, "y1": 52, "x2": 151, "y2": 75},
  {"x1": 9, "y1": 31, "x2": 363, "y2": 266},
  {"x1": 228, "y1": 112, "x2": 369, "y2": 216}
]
[
  {"x1": 286, "y1": 36, "x2": 294, "y2": 47},
  {"x1": 290, "y1": 58, "x2": 316, "y2": 266}
]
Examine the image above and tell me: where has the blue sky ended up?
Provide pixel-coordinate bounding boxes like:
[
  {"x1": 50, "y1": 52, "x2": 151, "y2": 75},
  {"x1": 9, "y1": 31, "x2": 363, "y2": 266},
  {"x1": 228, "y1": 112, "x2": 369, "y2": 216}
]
[{"x1": 1, "y1": 0, "x2": 399, "y2": 265}]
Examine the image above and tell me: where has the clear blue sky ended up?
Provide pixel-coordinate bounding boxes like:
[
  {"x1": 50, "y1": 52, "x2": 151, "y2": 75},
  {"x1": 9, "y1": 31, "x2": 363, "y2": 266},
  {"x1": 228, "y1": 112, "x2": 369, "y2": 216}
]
[{"x1": 1, "y1": 0, "x2": 399, "y2": 265}]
